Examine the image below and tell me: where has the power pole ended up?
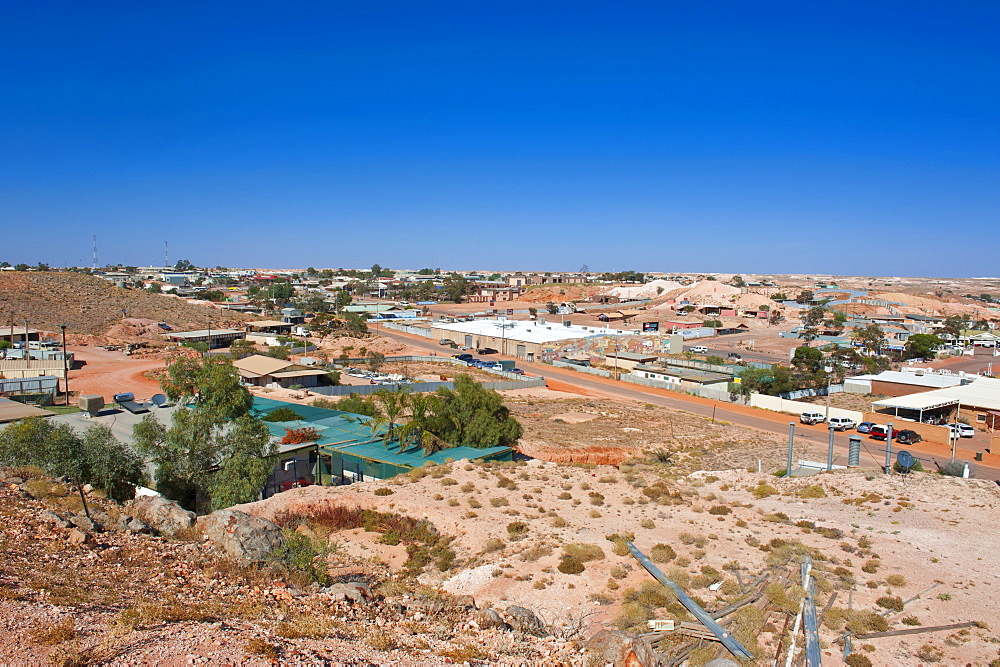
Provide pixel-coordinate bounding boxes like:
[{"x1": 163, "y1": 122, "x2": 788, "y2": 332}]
[{"x1": 92, "y1": 234, "x2": 98, "y2": 270}]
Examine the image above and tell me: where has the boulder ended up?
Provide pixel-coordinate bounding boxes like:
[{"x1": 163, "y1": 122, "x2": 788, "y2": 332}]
[
  {"x1": 127, "y1": 495, "x2": 195, "y2": 536},
  {"x1": 322, "y1": 582, "x2": 372, "y2": 603},
  {"x1": 67, "y1": 528, "x2": 91, "y2": 545},
  {"x1": 505, "y1": 605, "x2": 546, "y2": 635},
  {"x1": 39, "y1": 510, "x2": 73, "y2": 529},
  {"x1": 201, "y1": 509, "x2": 284, "y2": 561},
  {"x1": 125, "y1": 517, "x2": 153, "y2": 534},
  {"x1": 585, "y1": 630, "x2": 658, "y2": 667},
  {"x1": 69, "y1": 514, "x2": 102, "y2": 533},
  {"x1": 476, "y1": 608, "x2": 509, "y2": 631}
]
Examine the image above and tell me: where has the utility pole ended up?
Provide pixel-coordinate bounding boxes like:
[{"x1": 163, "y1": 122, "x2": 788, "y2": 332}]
[
  {"x1": 59, "y1": 324, "x2": 71, "y2": 406},
  {"x1": 824, "y1": 364, "x2": 833, "y2": 421}
]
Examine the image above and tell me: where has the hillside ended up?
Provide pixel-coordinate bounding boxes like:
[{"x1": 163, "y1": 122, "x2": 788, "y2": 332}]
[{"x1": 0, "y1": 272, "x2": 248, "y2": 336}]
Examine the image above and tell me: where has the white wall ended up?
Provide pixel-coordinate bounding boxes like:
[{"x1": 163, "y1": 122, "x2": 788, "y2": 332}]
[{"x1": 750, "y1": 394, "x2": 864, "y2": 422}]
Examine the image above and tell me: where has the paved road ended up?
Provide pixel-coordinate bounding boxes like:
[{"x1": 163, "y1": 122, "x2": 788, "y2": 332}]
[{"x1": 380, "y1": 328, "x2": 1000, "y2": 481}]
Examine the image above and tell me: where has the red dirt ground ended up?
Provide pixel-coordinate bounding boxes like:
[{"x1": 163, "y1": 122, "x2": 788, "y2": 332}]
[{"x1": 68, "y1": 346, "x2": 165, "y2": 401}]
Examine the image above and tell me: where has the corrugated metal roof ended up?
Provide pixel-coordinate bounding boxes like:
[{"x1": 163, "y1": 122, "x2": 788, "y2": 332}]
[
  {"x1": 0, "y1": 397, "x2": 53, "y2": 422},
  {"x1": 872, "y1": 377, "x2": 1000, "y2": 412}
]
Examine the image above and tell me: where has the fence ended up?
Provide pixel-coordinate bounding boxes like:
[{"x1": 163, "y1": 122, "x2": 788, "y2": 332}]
[
  {"x1": 550, "y1": 359, "x2": 613, "y2": 378},
  {"x1": 381, "y1": 322, "x2": 434, "y2": 337},
  {"x1": 749, "y1": 394, "x2": 863, "y2": 422},
  {"x1": 308, "y1": 376, "x2": 545, "y2": 397}
]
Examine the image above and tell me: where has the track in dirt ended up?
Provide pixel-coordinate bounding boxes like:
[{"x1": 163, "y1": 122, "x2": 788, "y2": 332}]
[{"x1": 68, "y1": 346, "x2": 165, "y2": 400}]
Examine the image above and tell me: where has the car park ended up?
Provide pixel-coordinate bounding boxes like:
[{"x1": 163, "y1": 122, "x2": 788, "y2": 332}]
[
  {"x1": 800, "y1": 412, "x2": 827, "y2": 425},
  {"x1": 947, "y1": 423, "x2": 975, "y2": 438},
  {"x1": 895, "y1": 430, "x2": 923, "y2": 445},
  {"x1": 828, "y1": 417, "x2": 857, "y2": 431},
  {"x1": 857, "y1": 422, "x2": 875, "y2": 433}
]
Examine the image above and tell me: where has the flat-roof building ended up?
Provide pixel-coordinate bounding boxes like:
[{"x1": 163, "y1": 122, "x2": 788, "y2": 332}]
[{"x1": 431, "y1": 318, "x2": 631, "y2": 361}]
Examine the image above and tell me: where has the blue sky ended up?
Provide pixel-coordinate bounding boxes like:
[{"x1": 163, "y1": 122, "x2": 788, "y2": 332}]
[{"x1": 2, "y1": 1, "x2": 997, "y2": 276}]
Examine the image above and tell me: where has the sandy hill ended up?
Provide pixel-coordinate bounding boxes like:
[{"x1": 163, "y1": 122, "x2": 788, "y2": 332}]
[{"x1": 0, "y1": 272, "x2": 249, "y2": 336}]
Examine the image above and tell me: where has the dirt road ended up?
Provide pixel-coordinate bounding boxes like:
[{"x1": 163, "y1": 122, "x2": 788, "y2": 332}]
[
  {"x1": 69, "y1": 346, "x2": 165, "y2": 400},
  {"x1": 379, "y1": 328, "x2": 1000, "y2": 480}
]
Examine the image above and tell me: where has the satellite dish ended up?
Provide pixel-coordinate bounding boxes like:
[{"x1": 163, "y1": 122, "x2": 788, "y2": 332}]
[
  {"x1": 896, "y1": 450, "x2": 915, "y2": 471},
  {"x1": 150, "y1": 394, "x2": 167, "y2": 407}
]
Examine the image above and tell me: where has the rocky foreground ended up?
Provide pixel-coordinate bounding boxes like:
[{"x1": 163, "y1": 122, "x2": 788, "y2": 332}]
[{"x1": 0, "y1": 468, "x2": 608, "y2": 665}]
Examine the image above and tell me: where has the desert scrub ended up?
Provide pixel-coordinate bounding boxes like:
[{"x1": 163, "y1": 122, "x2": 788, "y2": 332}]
[
  {"x1": 373, "y1": 487, "x2": 394, "y2": 496},
  {"x1": 598, "y1": 475, "x2": 617, "y2": 483},
  {"x1": 650, "y1": 543, "x2": 677, "y2": 563},
  {"x1": 489, "y1": 497, "x2": 509, "y2": 507},
  {"x1": 460, "y1": 482, "x2": 475, "y2": 492},
  {"x1": 752, "y1": 482, "x2": 778, "y2": 498},
  {"x1": 563, "y1": 543, "x2": 605, "y2": 562},
  {"x1": 845, "y1": 610, "x2": 888, "y2": 634},
  {"x1": 519, "y1": 543, "x2": 552, "y2": 562},
  {"x1": 558, "y1": 492, "x2": 572, "y2": 500},
  {"x1": 588, "y1": 492, "x2": 605, "y2": 506},
  {"x1": 507, "y1": 521, "x2": 528, "y2": 538},
  {"x1": 496, "y1": 476, "x2": 517, "y2": 490},
  {"x1": 845, "y1": 654, "x2": 873, "y2": 667},
  {"x1": 610, "y1": 564, "x2": 628, "y2": 580},
  {"x1": 798, "y1": 485, "x2": 826, "y2": 499},
  {"x1": 639, "y1": 518, "x2": 655, "y2": 529},
  {"x1": 557, "y1": 556, "x2": 585, "y2": 575},
  {"x1": 588, "y1": 592, "x2": 614, "y2": 605},
  {"x1": 482, "y1": 537, "x2": 505, "y2": 553},
  {"x1": 876, "y1": 595, "x2": 904, "y2": 612},
  {"x1": 440, "y1": 477, "x2": 458, "y2": 486},
  {"x1": 902, "y1": 615, "x2": 921, "y2": 626},
  {"x1": 886, "y1": 574, "x2": 906, "y2": 586},
  {"x1": 708, "y1": 504, "x2": 731, "y2": 515},
  {"x1": 862, "y1": 559, "x2": 880, "y2": 574},
  {"x1": 27, "y1": 619, "x2": 76, "y2": 645},
  {"x1": 915, "y1": 643, "x2": 944, "y2": 662},
  {"x1": 550, "y1": 516, "x2": 568, "y2": 528}
]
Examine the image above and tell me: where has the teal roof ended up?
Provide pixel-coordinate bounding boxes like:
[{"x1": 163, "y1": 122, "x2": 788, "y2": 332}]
[{"x1": 253, "y1": 396, "x2": 511, "y2": 467}]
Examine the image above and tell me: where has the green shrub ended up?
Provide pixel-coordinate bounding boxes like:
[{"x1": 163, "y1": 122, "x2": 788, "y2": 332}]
[
  {"x1": 938, "y1": 460, "x2": 966, "y2": 477},
  {"x1": 262, "y1": 407, "x2": 304, "y2": 422},
  {"x1": 798, "y1": 485, "x2": 826, "y2": 498},
  {"x1": 752, "y1": 482, "x2": 778, "y2": 498},
  {"x1": 876, "y1": 595, "x2": 904, "y2": 612}
]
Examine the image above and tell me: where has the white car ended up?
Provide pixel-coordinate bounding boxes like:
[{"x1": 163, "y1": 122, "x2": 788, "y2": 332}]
[
  {"x1": 828, "y1": 417, "x2": 857, "y2": 431},
  {"x1": 690, "y1": 345, "x2": 709, "y2": 353},
  {"x1": 947, "y1": 423, "x2": 975, "y2": 438}
]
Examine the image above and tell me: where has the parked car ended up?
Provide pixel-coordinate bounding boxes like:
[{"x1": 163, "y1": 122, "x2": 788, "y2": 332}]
[
  {"x1": 895, "y1": 430, "x2": 923, "y2": 445},
  {"x1": 947, "y1": 423, "x2": 975, "y2": 438},
  {"x1": 868, "y1": 425, "x2": 899, "y2": 441},
  {"x1": 439, "y1": 338, "x2": 455, "y2": 346},
  {"x1": 690, "y1": 345, "x2": 708, "y2": 353},
  {"x1": 452, "y1": 353, "x2": 474, "y2": 362},
  {"x1": 509, "y1": 368, "x2": 525, "y2": 375},
  {"x1": 800, "y1": 412, "x2": 827, "y2": 425},
  {"x1": 828, "y1": 417, "x2": 857, "y2": 431},
  {"x1": 857, "y1": 422, "x2": 875, "y2": 434},
  {"x1": 477, "y1": 347, "x2": 498, "y2": 355},
  {"x1": 157, "y1": 322, "x2": 172, "y2": 331}
]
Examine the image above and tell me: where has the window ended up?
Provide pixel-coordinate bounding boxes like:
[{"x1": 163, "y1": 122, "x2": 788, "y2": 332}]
[{"x1": 977, "y1": 413, "x2": 986, "y2": 422}]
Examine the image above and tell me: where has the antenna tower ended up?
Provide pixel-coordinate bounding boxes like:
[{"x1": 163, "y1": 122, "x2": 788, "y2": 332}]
[
  {"x1": 164, "y1": 241, "x2": 169, "y2": 268},
  {"x1": 92, "y1": 234, "x2": 98, "y2": 269}
]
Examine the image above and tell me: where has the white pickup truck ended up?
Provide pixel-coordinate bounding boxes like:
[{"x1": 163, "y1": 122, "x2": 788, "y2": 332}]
[
  {"x1": 800, "y1": 412, "x2": 827, "y2": 425},
  {"x1": 690, "y1": 345, "x2": 708, "y2": 353}
]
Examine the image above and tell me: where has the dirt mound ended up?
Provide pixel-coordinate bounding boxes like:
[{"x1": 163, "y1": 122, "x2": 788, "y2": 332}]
[
  {"x1": 519, "y1": 284, "x2": 606, "y2": 303},
  {"x1": 0, "y1": 272, "x2": 250, "y2": 336}
]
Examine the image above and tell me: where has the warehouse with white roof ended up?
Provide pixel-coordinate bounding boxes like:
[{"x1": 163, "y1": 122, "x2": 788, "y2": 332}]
[{"x1": 430, "y1": 318, "x2": 632, "y2": 361}]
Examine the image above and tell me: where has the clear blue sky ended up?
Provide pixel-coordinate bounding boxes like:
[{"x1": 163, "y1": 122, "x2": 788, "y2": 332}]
[{"x1": 2, "y1": 1, "x2": 997, "y2": 276}]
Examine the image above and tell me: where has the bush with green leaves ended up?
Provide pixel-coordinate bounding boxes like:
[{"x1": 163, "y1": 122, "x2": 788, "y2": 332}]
[
  {"x1": 262, "y1": 407, "x2": 305, "y2": 422},
  {"x1": 0, "y1": 418, "x2": 146, "y2": 501}
]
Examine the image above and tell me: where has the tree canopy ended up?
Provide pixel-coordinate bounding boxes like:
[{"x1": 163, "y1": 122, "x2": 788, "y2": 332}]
[{"x1": 0, "y1": 418, "x2": 146, "y2": 501}]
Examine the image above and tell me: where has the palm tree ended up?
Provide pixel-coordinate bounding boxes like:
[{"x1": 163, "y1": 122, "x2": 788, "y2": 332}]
[{"x1": 371, "y1": 388, "x2": 408, "y2": 448}]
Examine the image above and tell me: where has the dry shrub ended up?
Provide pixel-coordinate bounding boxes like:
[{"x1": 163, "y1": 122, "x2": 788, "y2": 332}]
[
  {"x1": 558, "y1": 556, "x2": 585, "y2": 575},
  {"x1": 563, "y1": 543, "x2": 604, "y2": 562},
  {"x1": 245, "y1": 638, "x2": 278, "y2": 659},
  {"x1": 845, "y1": 610, "x2": 888, "y2": 634},
  {"x1": 650, "y1": 543, "x2": 676, "y2": 563},
  {"x1": 610, "y1": 564, "x2": 628, "y2": 580},
  {"x1": 460, "y1": 482, "x2": 475, "y2": 492},
  {"x1": 519, "y1": 543, "x2": 553, "y2": 562},
  {"x1": 915, "y1": 643, "x2": 944, "y2": 663},
  {"x1": 639, "y1": 518, "x2": 655, "y2": 529},
  {"x1": 886, "y1": 574, "x2": 907, "y2": 586},
  {"x1": 862, "y1": 559, "x2": 880, "y2": 574},
  {"x1": 277, "y1": 615, "x2": 338, "y2": 639},
  {"x1": 373, "y1": 487, "x2": 394, "y2": 496},
  {"x1": 876, "y1": 595, "x2": 904, "y2": 612},
  {"x1": 482, "y1": 537, "x2": 505, "y2": 553},
  {"x1": 752, "y1": 482, "x2": 778, "y2": 498},
  {"x1": 368, "y1": 629, "x2": 397, "y2": 651},
  {"x1": 845, "y1": 654, "x2": 873, "y2": 667},
  {"x1": 551, "y1": 516, "x2": 568, "y2": 528},
  {"x1": 438, "y1": 643, "x2": 489, "y2": 662},
  {"x1": 28, "y1": 619, "x2": 76, "y2": 645},
  {"x1": 798, "y1": 485, "x2": 826, "y2": 498},
  {"x1": 489, "y1": 497, "x2": 509, "y2": 507},
  {"x1": 708, "y1": 505, "x2": 731, "y2": 515},
  {"x1": 902, "y1": 615, "x2": 920, "y2": 626}
]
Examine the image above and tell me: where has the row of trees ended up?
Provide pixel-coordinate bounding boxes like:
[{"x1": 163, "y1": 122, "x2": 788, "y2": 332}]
[{"x1": 316, "y1": 375, "x2": 523, "y2": 454}]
